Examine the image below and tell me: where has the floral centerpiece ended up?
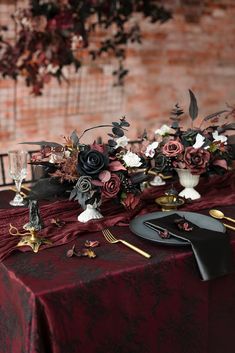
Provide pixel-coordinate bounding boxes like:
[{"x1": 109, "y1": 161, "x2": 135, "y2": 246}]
[
  {"x1": 141, "y1": 90, "x2": 234, "y2": 199},
  {"x1": 25, "y1": 90, "x2": 234, "y2": 207},
  {"x1": 27, "y1": 117, "x2": 146, "y2": 221}
]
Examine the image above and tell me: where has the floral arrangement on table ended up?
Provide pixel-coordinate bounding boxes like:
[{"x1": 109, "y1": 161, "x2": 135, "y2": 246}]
[
  {"x1": 27, "y1": 117, "x2": 147, "y2": 220},
  {"x1": 141, "y1": 90, "x2": 235, "y2": 178},
  {"x1": 0, "y1": 0, "x2": 171, "y2": 95},
  {"x1": 25, "y1": 90, "x2": 234, "y2": 209}
]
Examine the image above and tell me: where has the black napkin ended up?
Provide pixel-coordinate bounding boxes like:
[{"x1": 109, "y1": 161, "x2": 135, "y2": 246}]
[{"x1": 144, "y1": 213, "x2": 234, "y2": 281}]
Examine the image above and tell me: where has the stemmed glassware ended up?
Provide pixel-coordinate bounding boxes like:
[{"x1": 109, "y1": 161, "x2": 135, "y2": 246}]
[{"x1": 8, "y1": 150, "x2": 28, "y2": 206}]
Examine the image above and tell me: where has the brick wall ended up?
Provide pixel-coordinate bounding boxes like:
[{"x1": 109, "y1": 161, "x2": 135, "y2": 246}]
[{"x1": 0, "y1": 1, "x2": 235, "y2": 152}]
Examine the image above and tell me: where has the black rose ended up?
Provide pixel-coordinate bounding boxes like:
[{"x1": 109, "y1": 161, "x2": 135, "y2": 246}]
[
  {"x1": 154, "y1": 153, "x2": 172, "y2": 173},
  {"x1": 181, "y1": 130, "x2": 199, "y2": 147},
  {"x1": 77, "y1": 149, "x2": 109, "y2": 177}
]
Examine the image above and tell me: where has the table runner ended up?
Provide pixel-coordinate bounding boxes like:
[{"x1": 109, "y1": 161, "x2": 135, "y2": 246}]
[{"x1": 0, "y1": 172, "x2": 234, "y2": 261}]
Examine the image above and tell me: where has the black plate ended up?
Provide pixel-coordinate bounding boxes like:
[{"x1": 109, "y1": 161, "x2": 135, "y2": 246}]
[{"x1": 129, "y1": 211, "x2": 225, "y2": 246}]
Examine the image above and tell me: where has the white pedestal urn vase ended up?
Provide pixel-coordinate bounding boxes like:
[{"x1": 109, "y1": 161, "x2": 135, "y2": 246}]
[
  {"x1": 176, "y1": 168, "x2": 201, "y2": 200},
  {"x1": 77, "y1": 203, "x2": 103, "y2": 223}
]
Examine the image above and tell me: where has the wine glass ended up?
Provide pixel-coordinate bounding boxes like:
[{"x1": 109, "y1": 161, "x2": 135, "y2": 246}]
[{"x1": 8, "y1": 150, "x2": 28, "y2": 206}]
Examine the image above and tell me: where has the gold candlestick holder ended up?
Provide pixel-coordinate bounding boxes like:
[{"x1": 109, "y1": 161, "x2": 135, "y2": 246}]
[{"x1": 9, "y1": 224, "x2": 52, "y2": 253}]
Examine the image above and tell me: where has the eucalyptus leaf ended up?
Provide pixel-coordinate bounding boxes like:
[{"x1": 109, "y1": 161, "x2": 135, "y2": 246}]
[
  {"x1": 108, "y1": 139, "x2": 117, "y2": 147},
  {"x1": 120, "y1": 121, "x2": 130, "y2": 127},
  {"x1": 20, "y1": 141, "x2": 63, "y2": 148},
  {"x1": 218, "y1": 123, "x2": 235, "y2": 133},
  {"x1": 188, "y1": 89, "x2": 198, "y2": 121},
  {"x1": 112, "y1": 127, "x2": 124, "y2": 137},
  {"x1": 204, "y1": 110, "x2": 228, "y2": 121},
  {"x1": 112, "y1": 122, "x2": 120, "y2": 127},
  {"x1": 70, "y1": 130, "x2": 79, "y2": 147}
]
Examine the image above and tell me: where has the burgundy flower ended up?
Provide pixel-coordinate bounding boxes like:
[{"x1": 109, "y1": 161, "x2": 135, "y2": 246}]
[
  {"x1": 183, "y1": 147, "x2": 210, "y2": 175},
  {"x1": 102, "y1": 173, "x2": 121, "y2": 198},
  {"x1": 121, "y1": 193, "x2": 141, "y2": 210},
  {"x1": 162, "y1": 140, "x2": 184, "y2": 157}
]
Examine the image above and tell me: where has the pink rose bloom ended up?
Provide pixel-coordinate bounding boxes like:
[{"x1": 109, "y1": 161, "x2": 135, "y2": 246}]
[
  {"x1": 183, "y1": 147, "x2": 210, "y2": 175},
  {"x1": 162, "y1": 140, "x2": 184, "y2": 157}
]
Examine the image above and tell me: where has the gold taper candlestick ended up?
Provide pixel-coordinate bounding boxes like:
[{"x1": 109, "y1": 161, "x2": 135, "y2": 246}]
[{"x1": 9, "y1": 224, "x2": 51, "y2": 253}]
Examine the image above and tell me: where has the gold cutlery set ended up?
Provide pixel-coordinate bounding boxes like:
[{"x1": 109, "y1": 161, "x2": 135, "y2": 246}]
[
  {"x1": 209, "y1": 209, "x2": 235, "y2": 231},
  {"x1": 101, "y1": 209, "x2": 235, "y2": 259}
]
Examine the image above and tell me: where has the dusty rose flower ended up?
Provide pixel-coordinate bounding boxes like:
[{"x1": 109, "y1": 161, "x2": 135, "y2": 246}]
[
  {"x1": 102, "y1": 173, "x2": 121, "y2": 198},
  {"x1": 162, "y1": 140, "x2": 184, "y2": 157},
  {"x1": 183, "y1": 147, "x2": 210, "y2": 174}
]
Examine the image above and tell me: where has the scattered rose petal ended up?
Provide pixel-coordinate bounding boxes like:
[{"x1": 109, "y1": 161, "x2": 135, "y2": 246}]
[
  {"x1": 66, "y1": 244, "x2": 76, "y2": 257},
  {"x1": 66, "y1": 244, "x2": 98, "y2": 258},
  {"x1": 75, "y1": 250, "x2": 83, "y2": 257},
  {"x1": 84, "y1": 240, "x2": 100, "y2": 248},
  {"x1": 81, "y1": 248, "x2": 97, "y2": 258},
  {"x1": 174, "y1": 217, "x2": 193, "y2": 232},
  {"x1": 51, "y1": 218, "x2": 65, "y2": 227},
  {"x1": 159, "y1": 230, "x2": 170, "y2": 239}
]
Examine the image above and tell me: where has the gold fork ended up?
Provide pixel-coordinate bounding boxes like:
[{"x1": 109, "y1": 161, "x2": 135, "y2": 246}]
[{"x1": 102, "y1": 229, "x2": 151, "y2": 259}]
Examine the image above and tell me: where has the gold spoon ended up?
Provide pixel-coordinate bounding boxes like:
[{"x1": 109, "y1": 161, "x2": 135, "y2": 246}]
[{"x1": 209, "y1": 209, "x2": 235, "y2": 224}]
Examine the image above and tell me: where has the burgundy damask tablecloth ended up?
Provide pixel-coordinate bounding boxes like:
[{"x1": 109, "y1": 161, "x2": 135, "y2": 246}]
[{"x1": 0, "y1": 172, "x2": 235, "y2": 353}]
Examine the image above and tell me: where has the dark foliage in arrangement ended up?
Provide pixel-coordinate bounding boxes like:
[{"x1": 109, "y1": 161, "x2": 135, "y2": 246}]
[
  {"x1": 170, "y1": 103, "x2": 184, "y2": 129},
  {"x1": 0, "y1": 0, "x2": 172, "y2": 95},
  {"x1": 141, "y1": 90, "x2": 235, "y2": 177}
]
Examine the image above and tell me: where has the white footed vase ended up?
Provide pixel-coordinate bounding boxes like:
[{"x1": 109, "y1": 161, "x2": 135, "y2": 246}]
[
  {"x1": 176, "y1": 168, "x2": 201, "y2": 200},
  {"x1": 78, "y1": 204, "x2": 103, "y2": 223}
]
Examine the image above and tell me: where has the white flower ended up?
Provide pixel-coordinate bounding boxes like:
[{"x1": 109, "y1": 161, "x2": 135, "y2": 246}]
[
  {"x1": 64, "y1": 150, "x2": 71, "y2": 158},
  {"x1": 145, "y1": 141, "x2": 159, "y2": 158},
  {"x1": 122, "y1": 151, "x2": 142, "y2": 168},
  {"x1": 38, "y1": 66, "x2": 46, "y2": 75},
  {"x1": 155, "y1": 124, "x2": 172, "y2": 136},
  {"x1": 61, "y1": 66, "x2": 69, "y2": 79},
  {"x1": 46, "y1": 64, "x2": 59, "y2": 74},
  {"x1": 21, "y1": 17, "x2": 32, "y2": 29},
  {"x1": 212, "y1": 131, "x2": 227, "y2": 144},
  {"x1": 71, "y1": 35, "x2": 83, "y2": 51},
  {"x1": 193, "y1": 133, "x2": 205, "y2": 148},
  {"x1": 114, "y1": 135, "x2": 129, "y2": 149}
]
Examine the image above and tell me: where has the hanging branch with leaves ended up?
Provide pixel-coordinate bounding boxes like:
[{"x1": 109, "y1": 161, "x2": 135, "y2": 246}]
[{"x1": 0, "y1": 0, "x2": 171, "y2": 95}]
